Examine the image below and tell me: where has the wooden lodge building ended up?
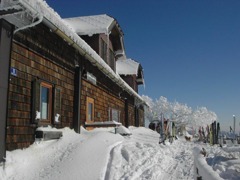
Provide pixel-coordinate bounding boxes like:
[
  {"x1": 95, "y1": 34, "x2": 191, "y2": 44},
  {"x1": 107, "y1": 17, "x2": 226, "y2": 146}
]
[{"x1": 0, "y1": 0, "x2": 146, "y2": 162}]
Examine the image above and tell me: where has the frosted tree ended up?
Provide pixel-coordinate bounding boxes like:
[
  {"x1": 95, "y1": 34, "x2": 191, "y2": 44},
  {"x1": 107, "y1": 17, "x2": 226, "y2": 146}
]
[
  {"x1": 190, "y1": 107, "x2": 217, "y2": 128},
  {"x1": 170, "y1": 101, "x2": 192, "y2": 126},
  {"x1": 141, "y1": 95, "x2": 171, "y2": 125},
  {"x1": 142, "y1": 95, "x2": 218, "y2": 131},
  {"x1": 142, "y1": 95, "x2": 192, "y2": 124},
  {"x1": 155, "y1": 96, "x2": 171, "y2": 119}
]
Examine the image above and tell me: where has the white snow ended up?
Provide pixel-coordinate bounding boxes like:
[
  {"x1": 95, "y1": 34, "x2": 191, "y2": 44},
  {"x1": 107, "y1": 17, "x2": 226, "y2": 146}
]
[
  {"x1": 1, "y1": 126, "x2": 239, "y2": 180},
  {"x1": 115, "y1": 125, "x2": 132, "y2": 136},
  {"x1": 116, "y1": 58, "x2": 140, "y2": 76},
  {"x1": 63, "y1": 14, "x2": 114, "y2": 36},
  {"x1": 85, "y1": 120, "x2": 122, "y2": 126}
]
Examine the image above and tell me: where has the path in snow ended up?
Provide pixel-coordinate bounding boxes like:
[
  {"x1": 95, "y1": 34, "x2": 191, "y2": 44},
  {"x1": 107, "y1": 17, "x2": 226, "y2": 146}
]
[{"x1": 104, "y1": 127, "x2": 195, "y2": 180}]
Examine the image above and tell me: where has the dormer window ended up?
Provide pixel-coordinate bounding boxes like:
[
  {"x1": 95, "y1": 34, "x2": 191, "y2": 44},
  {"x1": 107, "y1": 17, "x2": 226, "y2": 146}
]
[
  {"x1": 100, "y1": 38, "x2": 116, "y2": 71},
  {"x1": 116, "y1": 59, "x2": 145, "y2": 92}
]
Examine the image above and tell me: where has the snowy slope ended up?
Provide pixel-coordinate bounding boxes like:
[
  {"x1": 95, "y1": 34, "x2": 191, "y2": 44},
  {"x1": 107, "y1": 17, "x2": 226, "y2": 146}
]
[{"x1": 0, "y1": 127, "x2": 239, "y2": 180}]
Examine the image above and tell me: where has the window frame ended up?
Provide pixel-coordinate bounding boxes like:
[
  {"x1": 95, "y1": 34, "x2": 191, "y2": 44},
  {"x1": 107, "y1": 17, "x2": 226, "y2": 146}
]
[
  {"x1": 40, "y1": 81, "x2": 53, "y2": 124},
  {"x1": 108, "y1": 108, "x2": 121, "y2": 122}
]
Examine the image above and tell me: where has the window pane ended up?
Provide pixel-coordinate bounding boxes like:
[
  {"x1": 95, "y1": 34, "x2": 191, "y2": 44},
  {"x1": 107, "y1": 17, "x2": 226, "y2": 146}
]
[
  {"x1": 88, "y1": 103, "x2": 93, "y2": 121},
  {"x1": 110, "y1": 108, "x2": 120, "y2": 122},
  {"x1": 41, "y1": 86, "x2": 49, "y2": 119}
]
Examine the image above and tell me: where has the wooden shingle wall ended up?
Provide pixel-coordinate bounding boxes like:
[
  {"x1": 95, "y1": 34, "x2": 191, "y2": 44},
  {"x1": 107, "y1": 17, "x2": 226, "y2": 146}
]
[
  {"x1": 7, "y1": 24, "x2": 76, "y2": 150},
  {"x1": 80, "y1": 57, "x2": 136, "y2": 127},
  {"x1": 81, "y1": 79, "x2": 125, "y2": 124}
]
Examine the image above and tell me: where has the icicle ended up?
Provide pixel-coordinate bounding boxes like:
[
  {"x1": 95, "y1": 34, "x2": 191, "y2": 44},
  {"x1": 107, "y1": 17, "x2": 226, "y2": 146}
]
[{"x1": 141, "y1": 71, "x2": 145, "y2": 90}]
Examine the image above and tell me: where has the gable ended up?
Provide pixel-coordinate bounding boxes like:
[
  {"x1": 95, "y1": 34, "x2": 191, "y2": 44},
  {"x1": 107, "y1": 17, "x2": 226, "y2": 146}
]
[
  {"x1": 64, "y1": 14, "x2": 123, "y2": 36},
  {"x1": 64, "y1": 14, "x2": 124, "y2": 52}
]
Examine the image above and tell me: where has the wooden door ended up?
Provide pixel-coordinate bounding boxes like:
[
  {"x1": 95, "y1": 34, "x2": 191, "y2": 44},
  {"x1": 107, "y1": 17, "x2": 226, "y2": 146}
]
[{"x1": 86, "y1": 97, "x2": 94, "y2": 123}]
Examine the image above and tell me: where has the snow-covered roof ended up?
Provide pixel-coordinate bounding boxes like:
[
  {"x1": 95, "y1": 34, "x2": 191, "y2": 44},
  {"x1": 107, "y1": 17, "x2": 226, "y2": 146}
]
[
  {"x1": 64, "y1": 14, "x2": 120, "y2": 36},
  {"x1": 64, "y1": 14, "x2": 125, "y2": 58},
  {"x1": 116, "y1": 59, "x2": 140, "y2": 75},
  {"x1": 0, "y1": 0, "x2": 146, "y2": 105},
  {"x1": 116, "y1": 58, "x2": 144, "y2": 85}
]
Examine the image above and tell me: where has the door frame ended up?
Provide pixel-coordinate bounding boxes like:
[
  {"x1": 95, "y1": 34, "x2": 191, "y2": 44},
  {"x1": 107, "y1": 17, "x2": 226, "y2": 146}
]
[{"x1": 0, "y1": 19, "x2": 13, "y2": 162}]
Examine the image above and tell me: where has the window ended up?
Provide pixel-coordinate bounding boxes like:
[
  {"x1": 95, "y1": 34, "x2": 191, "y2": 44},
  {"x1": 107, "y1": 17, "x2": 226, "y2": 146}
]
[
  {"x1": 101, "y1": 38, "x2": 116, "y2": 71},
  {"x1": 32, "y1": 79, "x2": 61, "y2": 125},
  {"x1": 109, "y1": 108, "x2": 121, "y2": 122},
  {"x1": 40, "y1": 82, "x2": 52, "y2": 123},
  {"x1": 86, "y1": 97, "x2": 94, "y2": 123}
]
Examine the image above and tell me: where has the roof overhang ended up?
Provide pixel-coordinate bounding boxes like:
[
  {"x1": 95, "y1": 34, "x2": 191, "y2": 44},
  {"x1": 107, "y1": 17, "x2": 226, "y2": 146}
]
[{"x1": 0, "y1": 1, "x2": 39, "y2": 30}]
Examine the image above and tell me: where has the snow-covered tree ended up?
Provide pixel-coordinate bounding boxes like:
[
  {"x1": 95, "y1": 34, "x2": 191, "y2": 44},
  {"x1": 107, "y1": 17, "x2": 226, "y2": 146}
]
[
  {"x1": 170, "y1": 101, "x2": 192, "y2": 126},
  {"x1": 155, "y1": 96, "x2": 171, "y2": 118},
  {"x1": 190, "y1": 107, "x2": 217, "y2": 128},
  {"x1": 142, "y1": 95, "x2": 218, "y2": 130}
]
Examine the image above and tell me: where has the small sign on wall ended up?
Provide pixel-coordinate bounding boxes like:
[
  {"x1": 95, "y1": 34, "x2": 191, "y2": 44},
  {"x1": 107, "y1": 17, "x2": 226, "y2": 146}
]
[
  {"x1": 10, "y1": 67, "x2": 17, "y2": 76},
  {"x1": 87, "y1": 72, "x2": 97, "y2": 85}
]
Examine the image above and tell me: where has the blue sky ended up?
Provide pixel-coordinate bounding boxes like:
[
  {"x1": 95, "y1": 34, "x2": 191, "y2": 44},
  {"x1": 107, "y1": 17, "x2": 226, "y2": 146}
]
[{"x1": 47, "y1": 0, "x2": 240, "y2": 131}]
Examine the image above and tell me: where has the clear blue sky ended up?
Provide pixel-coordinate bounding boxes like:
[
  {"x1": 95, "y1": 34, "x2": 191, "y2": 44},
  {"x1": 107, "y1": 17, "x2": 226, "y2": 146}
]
[{"x1": 47, "y1": 0, "x2": 240, "y2": 131}]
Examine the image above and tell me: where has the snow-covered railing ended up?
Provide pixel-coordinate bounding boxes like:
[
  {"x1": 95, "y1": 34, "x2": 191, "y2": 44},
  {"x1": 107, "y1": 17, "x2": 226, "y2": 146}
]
[{"x1": 193, "y1": 147, "x2": 222, "y2": 180}]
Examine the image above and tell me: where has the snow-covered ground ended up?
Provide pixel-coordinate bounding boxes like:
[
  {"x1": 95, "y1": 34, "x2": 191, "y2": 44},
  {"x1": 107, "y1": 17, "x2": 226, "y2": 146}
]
[{"x1": 0, "y1": 126, "x2": 240, "y2": 180}]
